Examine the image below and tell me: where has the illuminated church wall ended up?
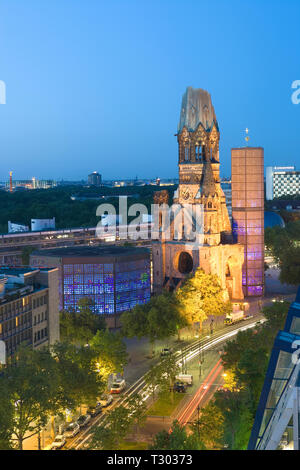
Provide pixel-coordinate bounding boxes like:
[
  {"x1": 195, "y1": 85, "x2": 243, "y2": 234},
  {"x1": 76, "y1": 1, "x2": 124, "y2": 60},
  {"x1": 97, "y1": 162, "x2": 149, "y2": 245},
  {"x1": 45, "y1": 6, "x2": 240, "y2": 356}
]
[{"x1": 152, "y1": 87, "x2": 245, "y2": 301}]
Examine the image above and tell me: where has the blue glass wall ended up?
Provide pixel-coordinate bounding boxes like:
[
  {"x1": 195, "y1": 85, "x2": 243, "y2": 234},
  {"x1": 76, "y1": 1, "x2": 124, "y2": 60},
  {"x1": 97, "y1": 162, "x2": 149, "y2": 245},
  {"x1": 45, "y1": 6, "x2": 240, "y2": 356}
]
[{"x1": 62, "y1": 258, "x2": 151, "y2": 315}]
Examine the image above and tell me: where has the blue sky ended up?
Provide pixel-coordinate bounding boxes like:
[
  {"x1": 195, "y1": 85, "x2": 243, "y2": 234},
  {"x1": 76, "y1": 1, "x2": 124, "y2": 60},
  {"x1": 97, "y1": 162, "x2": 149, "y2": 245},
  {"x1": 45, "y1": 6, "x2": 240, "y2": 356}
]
[{"x1": 0, "y1": 0, "x2": 299, "y2": 180}]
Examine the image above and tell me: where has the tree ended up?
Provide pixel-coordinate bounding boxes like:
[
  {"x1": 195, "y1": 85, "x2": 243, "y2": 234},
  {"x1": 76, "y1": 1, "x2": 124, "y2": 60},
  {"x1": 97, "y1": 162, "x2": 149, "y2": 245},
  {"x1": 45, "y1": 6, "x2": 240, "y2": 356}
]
[
  {"x1": 127, "y1": 393, "x2": 147, "y2": 436},
  {"x1": 51, "y1": 341, "x2": 104, "y2": 410},
  {"x1": 214, "y1": 390, "x2": 253, "y2": 450},
  {"x1": 90, "y1": 329, "x2": 128, "y2": 380},
  {"x1": 261, "y1": 301, "x2": 290, "y2": 347},
  {"x1": 121, "y1": 291, "x2": 187, "y2": 355},
  {"x1": 144, "y1": 362, "x2": 165, "y2": 402},
  {"x1": 90, "y1": 405, "x2": 133, "y2": 450},
  {"x1": 60, "y1": 297, "x2": 106, "y2": 345},
  {"x1": 159, "y1": 354, "x2": 180, "y2": 401},
  {"x1": 21, "y1": 246, "x2": 35, "y2": 266},
  {"x1": 190, "y1": 402, "x2": 224, "y2": 450},
  {"x1": 265, "y1": 222, "x2": 300, "y2": 284},
  {"x1": 279, "y1": 246, "x2": 300, "y2": 285},
  {"x1": 177, "y1": 268, "x2": 232, "y2": 333},
  {"x1": 0, "y1": 379, "x2": 14, "y2": 449},
  {"x1": 150, "y1": 420, "x2": 203, "y2": 450},
  {"x1": 3, "y1": 346, "x2": 61, "y2": 450}
]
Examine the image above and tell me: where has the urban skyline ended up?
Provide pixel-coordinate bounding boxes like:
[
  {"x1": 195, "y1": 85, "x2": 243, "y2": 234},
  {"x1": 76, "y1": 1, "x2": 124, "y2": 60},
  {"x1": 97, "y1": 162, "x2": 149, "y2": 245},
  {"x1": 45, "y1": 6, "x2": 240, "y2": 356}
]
[{"x1": 0, "y1": 0, "x2": 299, "y2": 456}]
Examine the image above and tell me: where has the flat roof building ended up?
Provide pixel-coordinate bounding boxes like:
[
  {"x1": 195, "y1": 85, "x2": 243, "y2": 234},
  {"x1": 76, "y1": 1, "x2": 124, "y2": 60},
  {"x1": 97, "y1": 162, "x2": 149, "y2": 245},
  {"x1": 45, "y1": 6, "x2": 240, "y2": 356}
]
[
  {"x1": 0, "y1": 267, "x2": 59, "y2": 359},
  {"x1": 266, "y1": 166, "x2": 300, "y2": 200},
  {"x1": 30, "y1": 246, "x2": 151, "y2": 328}
]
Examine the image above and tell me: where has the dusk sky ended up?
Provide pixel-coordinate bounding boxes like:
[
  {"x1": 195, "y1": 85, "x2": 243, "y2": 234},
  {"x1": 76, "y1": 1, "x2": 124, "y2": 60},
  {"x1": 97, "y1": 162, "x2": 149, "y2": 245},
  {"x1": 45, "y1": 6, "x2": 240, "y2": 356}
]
[{"x1": 0, "y1": 0, "x2": 300, "y2": 181}]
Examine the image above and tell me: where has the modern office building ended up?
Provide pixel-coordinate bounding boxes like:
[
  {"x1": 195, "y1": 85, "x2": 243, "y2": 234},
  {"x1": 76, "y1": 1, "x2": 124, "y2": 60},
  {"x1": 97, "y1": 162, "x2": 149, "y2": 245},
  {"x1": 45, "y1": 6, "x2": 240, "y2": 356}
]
[
  {"x1": 266, "y1": 166, "x2": 300, "y2": 200},
  {"x1": 88, "y1": 171, "x2": 102, "y2": 186},
  {"x1": 248, "y1": 288, "x2": 300, "y2": 450},
  {"x1": 0, "y1": 267, "x2": 60, "y2": 359},
  {"x1": 30, "y1": 246, "x2": 151, "y2": 327},
  {"x1": 231, "y1": 147, "x2": 264, "y2": 297}
]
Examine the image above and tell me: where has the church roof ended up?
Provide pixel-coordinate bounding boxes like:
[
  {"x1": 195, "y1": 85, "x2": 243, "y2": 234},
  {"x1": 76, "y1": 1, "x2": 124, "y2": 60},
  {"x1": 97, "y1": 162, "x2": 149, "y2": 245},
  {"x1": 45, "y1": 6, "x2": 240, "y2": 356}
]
[{"x1": 178, "y1": 87, "x2": 218, "y2": 133}]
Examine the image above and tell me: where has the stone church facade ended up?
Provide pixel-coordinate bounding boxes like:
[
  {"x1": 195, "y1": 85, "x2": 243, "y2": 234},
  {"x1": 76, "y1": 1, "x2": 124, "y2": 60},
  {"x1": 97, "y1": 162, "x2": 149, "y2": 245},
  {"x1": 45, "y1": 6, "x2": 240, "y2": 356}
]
[{"x1": 152, "y1": 87, "x2": 244, "y2": 301}]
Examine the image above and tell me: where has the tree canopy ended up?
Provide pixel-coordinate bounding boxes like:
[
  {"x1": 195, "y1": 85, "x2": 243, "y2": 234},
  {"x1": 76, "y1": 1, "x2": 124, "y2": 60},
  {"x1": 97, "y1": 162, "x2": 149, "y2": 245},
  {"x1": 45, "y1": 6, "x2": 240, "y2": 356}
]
[{"x1": 176, "y1": 268, "x2": 232, "y2": 331}]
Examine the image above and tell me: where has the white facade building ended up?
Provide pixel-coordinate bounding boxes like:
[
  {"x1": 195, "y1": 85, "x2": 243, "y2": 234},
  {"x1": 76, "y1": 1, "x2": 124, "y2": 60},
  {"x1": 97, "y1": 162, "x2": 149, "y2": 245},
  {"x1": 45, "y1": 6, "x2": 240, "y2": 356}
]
[{"x1": 266, "y1": 166, "x2": 300, "y2": 200}]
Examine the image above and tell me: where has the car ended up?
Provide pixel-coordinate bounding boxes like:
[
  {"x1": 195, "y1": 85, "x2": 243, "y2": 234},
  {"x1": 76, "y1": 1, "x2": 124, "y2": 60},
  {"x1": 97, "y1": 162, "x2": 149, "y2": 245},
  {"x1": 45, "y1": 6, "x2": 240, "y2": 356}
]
[
  {"x1": 173, "y1": 381, "x2": 187, "y2": 393},
  {"x1": 110, "y1": 378, "x2": 126, "y2": 394},
  {"x1": 46, "y1": 435, "x2": 66, "y2": 450},
  {"x1": 98, "y1": 394, "x2": 113, "y2": 407},
  {"x1": 160, "y1": 347, "x2": 172, "y2": 357},
  {"x1": 175, "y1": 374, "x2": 193, "y2": 385},
  {"x1": 64, "y1": 422, "x2": 80, "y2": 438},
  {"x1": 87, "y1": 402, "x2": 102, "y2": 417},
  {"x1": 76, "y1": 414, "x2": 91, "y2": 428}
]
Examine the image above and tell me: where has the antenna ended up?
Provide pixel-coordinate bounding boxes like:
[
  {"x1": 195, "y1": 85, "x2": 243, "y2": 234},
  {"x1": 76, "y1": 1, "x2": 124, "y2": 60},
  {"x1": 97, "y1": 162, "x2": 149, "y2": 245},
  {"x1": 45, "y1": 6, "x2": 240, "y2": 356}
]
[{"x1": 9, "y1": 171, "x2": 13, "y2": 193}]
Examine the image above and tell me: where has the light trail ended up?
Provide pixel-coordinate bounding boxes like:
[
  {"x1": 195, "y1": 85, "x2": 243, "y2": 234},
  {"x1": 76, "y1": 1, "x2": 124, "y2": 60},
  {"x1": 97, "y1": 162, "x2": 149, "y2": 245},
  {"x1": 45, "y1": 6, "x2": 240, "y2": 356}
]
[{"x1": 70, "y1": 316, "x2": 265, "y2": 449}]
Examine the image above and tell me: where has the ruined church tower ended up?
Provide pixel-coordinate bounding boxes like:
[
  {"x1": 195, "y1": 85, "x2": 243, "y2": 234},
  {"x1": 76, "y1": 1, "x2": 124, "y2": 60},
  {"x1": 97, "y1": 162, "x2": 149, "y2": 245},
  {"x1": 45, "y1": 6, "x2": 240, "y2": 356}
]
[{"x1": 152, "y1": 87, "x2": 244, "y2": 301}]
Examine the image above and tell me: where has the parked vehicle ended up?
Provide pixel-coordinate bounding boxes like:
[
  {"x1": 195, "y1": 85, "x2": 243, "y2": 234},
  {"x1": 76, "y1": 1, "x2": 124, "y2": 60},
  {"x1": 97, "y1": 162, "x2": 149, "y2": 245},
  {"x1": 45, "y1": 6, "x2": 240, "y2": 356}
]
[
  {"x1": 175, "y1": 374, "x2": 193, "y2": 385},
  {"x1": 98, "y1": 394, "x2": 113, "y2": 407},
  {"x1": 76, "y1": 414, "x2": 91, "y2": 428},
  {"x1": 160, "y1": 347, "x2": 172, "y2": 357},
  {"x1": 173, "y1": 381, "x2": 187, "y2": 393},
  {"x1": 46, "y1": 435, "x2": 66, "y2": 450},
  {"x1": 110, "y1": 378, "x2": 126, "y2": 394},
  {"x1": 224, "y1": 310, "x2": 245, "y2": 325},
  {"x1": 64, "y1": 422, "x2": 80, "y2": 438},
  {"x1": 87, "y1": 402, "x2": 102, "y2": 417}
]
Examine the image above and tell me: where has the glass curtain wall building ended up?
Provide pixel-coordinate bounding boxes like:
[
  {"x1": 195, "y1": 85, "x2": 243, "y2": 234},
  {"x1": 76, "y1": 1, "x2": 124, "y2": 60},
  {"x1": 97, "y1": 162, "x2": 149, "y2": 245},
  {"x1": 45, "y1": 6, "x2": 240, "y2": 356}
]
[
  {"x1": 231, "y1": 147, "x2": 264, "y2": 296},
  {"x1": 30, "y1": 246, "x2": 151, "y2": 325},
  {"x1": 248, "y1": 288, "x2": 300, "y2": 449}
]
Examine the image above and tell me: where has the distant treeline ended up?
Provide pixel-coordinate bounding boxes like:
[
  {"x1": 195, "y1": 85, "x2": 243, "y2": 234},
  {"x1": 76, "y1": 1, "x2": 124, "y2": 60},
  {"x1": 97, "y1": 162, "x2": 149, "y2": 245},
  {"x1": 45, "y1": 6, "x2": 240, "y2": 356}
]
[{"x1": 0, "y1": 185, "x2": 176, "y2": 233}]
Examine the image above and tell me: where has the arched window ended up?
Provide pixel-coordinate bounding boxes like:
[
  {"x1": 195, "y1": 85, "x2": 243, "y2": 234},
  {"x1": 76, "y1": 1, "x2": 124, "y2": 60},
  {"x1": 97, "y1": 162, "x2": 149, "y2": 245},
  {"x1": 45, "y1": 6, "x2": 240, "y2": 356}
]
[
  {"x1": 195, "y1": 144, "x2": 202, "y2": 161},
  {"x1": 208, "y1": 202, "x2": 212, "y2": 209},
  {"x1": 184, "y1": 145, "x2": 189, "y2": 161},
  {"x1": 178, "y1": 252, "x2": 193, "y2": 274}
]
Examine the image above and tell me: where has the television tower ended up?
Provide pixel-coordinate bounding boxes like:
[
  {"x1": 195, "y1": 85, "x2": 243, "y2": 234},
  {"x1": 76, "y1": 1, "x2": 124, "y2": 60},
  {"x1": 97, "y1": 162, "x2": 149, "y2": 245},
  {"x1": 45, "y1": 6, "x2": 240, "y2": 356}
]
[{"x1": 9, "y1": 171, "x2": 13, "y2": 193}]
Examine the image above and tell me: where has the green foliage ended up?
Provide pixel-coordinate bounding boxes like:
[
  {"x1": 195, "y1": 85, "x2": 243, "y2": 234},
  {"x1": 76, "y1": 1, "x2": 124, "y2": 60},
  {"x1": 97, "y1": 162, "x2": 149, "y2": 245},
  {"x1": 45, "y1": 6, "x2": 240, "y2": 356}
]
[
  {"x1": 90, "y1": 406, "x2": 133, "y2": 450},
  {"x1": 177, "y1": 268, "x2": 232, "y2": 330},
  {"x1": 126, "y1": 393, "x2": 147, "y2": 432},
  {"x1": 190, "y1": 401, "x2": 224, "y2": 450},
  {"x1": 265, "y1": 221, "x2": 300, "y2": 284},
  {"x1": 213, "y1": 390, "x2": 253, "y2": 450},
  {"x1": 51, "y1": 341, "x2": 104, "y2": 409},
  {"x1": 212, "y1": 301, "x2": 291, "y2": 449},
  {"x1": 21, "y1": 246, "x2": 35, "y2": 266},
  {"x1": 2, "y1": 346, "x2": 62, "y2": 450},
  {"x1": 90, "y1": 329, "x2": 128, "y2": 379},
  {"x1": 150, "y1": 420, "x2": 204, "y2": 450},
  {"x1": 121, "y1": 291, "x2": 187, "y2": 350},
  {"x1": 60, "y1": 297, "x2": 106, "y2": 345},
  {"x1": 0, "y1": 185, "x2": 176, "y2": 233},
  {"x1": 144, "y1": 354, "x2": 179, "y2": 403},
  {"x1": 0, "y1": 378, "x2": 14, "y2": 449}
]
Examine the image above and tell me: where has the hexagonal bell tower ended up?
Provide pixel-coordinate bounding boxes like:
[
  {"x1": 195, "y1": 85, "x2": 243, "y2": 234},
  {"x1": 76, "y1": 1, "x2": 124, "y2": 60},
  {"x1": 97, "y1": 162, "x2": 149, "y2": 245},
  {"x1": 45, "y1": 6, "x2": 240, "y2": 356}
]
[{"x1": 152, "y1": 87, "x2": 244, "y2": 301}]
